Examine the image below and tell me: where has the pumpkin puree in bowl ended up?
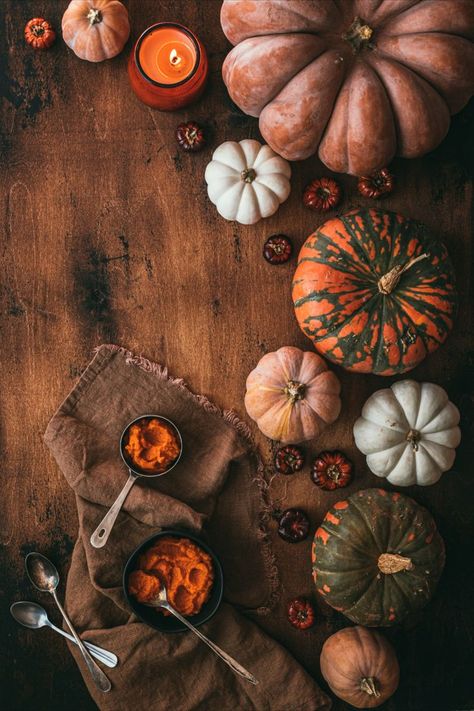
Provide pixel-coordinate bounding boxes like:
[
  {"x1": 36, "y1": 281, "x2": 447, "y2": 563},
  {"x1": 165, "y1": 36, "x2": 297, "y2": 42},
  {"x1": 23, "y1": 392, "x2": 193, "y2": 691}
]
[
  {"x1": 128, "y1": 537, "x2": 214, "y2": 616},
  {"x1": 123, "y1": 418, "x2": 180, "y2": 474}
]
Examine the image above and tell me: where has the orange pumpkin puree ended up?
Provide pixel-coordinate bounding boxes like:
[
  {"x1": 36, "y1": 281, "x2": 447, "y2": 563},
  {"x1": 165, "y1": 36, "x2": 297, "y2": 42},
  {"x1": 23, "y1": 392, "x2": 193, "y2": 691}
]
[
  {"x1": 128, "y1": 537, "x2": 214, "y2": 616},
  {"x1": 123, "y1": 418, "x2": 180, "y2": 474}
]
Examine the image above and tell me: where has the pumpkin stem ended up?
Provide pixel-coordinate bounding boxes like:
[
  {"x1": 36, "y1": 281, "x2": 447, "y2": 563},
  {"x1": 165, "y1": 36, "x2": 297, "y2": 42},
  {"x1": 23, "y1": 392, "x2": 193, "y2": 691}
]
[
  {"x1": 360, "y1": 677, "x2": 380, "y2": 697},
  {"x1": 378, "y1": 253, "x2": 429, "y2": 295},
  {"x1": 285, "y1": 380, "x2": 306, "y2": 403},
  {"x1": 87, "y1": 8, "x2": 103, "y2": 25},
  {"x1": 31, "y1": 23, "x2": 45, "y2": 37},
  {"x1": 326, "y1": 464, "x2": 342, "y2": 482},
  {"x1": 241, "y1": 168, "x2": 256, "y2": 183},
  {"x1": 343, "y1": 17, "x2": 375, "y2": 52},
  {"x1": 378, "y1": 553, "x2": 413, "y2": 574},
  {"x1": 406, "y1": 428, "x2": 421, "y2": 451}
]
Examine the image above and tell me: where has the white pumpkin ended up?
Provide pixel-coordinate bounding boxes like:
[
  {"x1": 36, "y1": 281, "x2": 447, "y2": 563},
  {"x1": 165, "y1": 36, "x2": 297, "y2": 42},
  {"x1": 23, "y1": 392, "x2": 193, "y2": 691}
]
[
  {"x1": 204, "y1": 139, "x2": 291, "y2": 224},
  {"x1": 353, "y1": 380, "x2": 461, "y2": 486}
]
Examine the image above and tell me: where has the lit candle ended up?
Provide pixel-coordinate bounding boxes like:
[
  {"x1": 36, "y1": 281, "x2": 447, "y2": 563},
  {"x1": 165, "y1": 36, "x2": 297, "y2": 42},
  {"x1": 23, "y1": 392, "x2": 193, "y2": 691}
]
[{"x1": 128, "y1": 23, "x2": 209, "y2": 111}]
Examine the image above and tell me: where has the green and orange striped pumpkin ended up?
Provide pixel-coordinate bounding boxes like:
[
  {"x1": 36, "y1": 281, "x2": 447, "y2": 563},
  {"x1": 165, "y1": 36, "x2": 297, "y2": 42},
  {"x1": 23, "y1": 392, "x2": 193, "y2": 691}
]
[
  {"x1": 312, "y1": 488, "x2": 445, "y2": 627},
  {"x1": 292, "y1": 208, "x2": 457, "y2": 375}
]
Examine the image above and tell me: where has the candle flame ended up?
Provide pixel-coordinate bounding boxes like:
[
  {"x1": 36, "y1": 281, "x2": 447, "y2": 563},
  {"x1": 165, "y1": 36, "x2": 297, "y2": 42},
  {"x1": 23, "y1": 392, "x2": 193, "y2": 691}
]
[{"x1": 169, "y1": 48, "x2": 182, "y2": 67}]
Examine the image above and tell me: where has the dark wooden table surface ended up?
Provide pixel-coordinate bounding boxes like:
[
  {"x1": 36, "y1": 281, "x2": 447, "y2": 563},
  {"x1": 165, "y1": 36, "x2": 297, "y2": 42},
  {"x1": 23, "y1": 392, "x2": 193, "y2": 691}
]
[{"x1": 1, "y1": 2, "x2": 473, "y2": 710}]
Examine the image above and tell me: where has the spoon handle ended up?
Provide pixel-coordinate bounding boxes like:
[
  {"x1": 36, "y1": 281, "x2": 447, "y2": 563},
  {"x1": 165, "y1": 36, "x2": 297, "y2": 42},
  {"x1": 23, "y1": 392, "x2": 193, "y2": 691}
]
[
  {"x1": 90, "y1": 471, "x2": 137, "y2": 549},
  {"x1": 48, "y1": 622, "x2": 118, "y2": 668},
  {"x1": 52, "y1": 590, "x2": 111, "y2": 693},
  {"x1": 161, "y1": 603, "x2": 258, "y2": 685}
]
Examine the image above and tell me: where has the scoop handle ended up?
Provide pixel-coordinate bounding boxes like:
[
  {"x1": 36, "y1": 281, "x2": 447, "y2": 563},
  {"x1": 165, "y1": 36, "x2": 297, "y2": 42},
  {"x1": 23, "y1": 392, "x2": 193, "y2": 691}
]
[
  {"x1": 48, "y1": 621, "x2": 118, "y2": 668},
  {"x1": 52, "y1": 590, "x2": 111, "y2": 693},
  {"x1": 90, "y1": 471, "x2": 137, "y2": 549},
  {"x1": 161, "y1": 602, "x2": 258, "y2": 685}
]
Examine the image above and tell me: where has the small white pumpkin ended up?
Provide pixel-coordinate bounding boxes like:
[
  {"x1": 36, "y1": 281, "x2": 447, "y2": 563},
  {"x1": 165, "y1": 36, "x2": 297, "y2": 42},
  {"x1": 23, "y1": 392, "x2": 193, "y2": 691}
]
[
  {"x1": 204, "y1": 139, "x2": 291, "y2": 224},
  {"x1": 353, "y1": 380, "x2": 461, "y2": 486}
]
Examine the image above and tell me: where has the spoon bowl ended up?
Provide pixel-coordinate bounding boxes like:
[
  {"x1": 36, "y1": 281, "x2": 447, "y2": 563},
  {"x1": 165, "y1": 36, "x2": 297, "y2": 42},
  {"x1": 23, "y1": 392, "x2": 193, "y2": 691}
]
[
  {"x1": 10, "y1": 601, "x2": 49, "y2": 629},
  {"x1": 25, "y1": 552, "x2": 59, "y2": 592},
  {"x1": 10, "y1": 601, "x2": 118, "y2": 669}
]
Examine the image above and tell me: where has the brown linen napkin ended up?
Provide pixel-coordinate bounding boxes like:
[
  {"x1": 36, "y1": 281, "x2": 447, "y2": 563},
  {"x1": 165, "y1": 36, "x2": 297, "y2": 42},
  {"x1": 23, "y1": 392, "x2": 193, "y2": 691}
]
[{"x1": 44, "y1": 344, "x2": 330, "y2": 711}]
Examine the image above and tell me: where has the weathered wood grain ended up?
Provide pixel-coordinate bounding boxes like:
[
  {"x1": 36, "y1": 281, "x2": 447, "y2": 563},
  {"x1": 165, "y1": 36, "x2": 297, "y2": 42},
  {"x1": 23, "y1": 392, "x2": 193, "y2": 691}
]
[{"x1": 1, "y1": 1, "x2": 473, "y2": 709}]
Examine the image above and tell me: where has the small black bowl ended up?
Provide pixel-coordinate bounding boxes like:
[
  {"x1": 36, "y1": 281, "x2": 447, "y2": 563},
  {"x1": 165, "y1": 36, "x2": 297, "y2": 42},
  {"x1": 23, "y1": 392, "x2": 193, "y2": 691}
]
[
  {"x1": 123, "y1": 529, "x2": 223, "y2": 633},
  {"x1": 120, "y1": 414, "x2": 183, "y2": 477}
]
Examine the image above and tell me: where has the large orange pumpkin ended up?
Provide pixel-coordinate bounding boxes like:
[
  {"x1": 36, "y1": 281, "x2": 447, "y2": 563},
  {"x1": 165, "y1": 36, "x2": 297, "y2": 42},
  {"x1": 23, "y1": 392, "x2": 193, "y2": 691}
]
[
  {"x1": 221, "y1": 0, "x2": 474, "y2": 175},
  {"x1": 292, "y1": 209, "x2": 457, "y2": 375}
]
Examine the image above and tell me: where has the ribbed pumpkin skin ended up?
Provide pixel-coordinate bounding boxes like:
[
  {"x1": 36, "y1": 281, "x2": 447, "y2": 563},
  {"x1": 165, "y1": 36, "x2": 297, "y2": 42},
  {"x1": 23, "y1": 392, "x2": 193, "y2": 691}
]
[
  {"x1": 221, "y1": 0, "x2": 474, "y2": 175},
  {"x1": 62, "y1": 0, "x2": 130, "y2": 62},
  {"x1": 293, "y1": 209, "x2": 457, "y2": 375},
  {"x1": 312, "y1": 489, "x2": 445, "y2": 626}
]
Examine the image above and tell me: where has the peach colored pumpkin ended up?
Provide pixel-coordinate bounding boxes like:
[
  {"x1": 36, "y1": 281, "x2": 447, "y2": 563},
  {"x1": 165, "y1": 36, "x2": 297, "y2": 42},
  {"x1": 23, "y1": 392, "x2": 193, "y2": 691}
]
[
  {"x1": 244, "y1": 346, "x2": 341, "y2": 443},
  {"x1": 320, "y1": 626, "x2": 399, "y2": 708},
  {"x1": 221, "y1": 0, "x2": 474, "y2": 175},
  {"x1": 62, "y1": 0, "x2": 130, "y2": 62}
]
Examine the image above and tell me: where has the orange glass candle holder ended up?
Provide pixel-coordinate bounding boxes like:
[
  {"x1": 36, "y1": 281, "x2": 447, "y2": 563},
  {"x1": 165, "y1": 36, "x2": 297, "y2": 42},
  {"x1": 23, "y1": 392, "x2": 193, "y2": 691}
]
[{"x1": 128, "y1": 22, "x2": 208, "y2": 111}]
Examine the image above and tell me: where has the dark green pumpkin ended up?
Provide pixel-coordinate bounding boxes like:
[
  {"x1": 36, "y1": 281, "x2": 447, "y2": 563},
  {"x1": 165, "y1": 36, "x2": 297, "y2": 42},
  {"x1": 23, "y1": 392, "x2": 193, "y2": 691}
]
[{"x1": 312, "y1": 488, "x2": 445, "y2": 626}]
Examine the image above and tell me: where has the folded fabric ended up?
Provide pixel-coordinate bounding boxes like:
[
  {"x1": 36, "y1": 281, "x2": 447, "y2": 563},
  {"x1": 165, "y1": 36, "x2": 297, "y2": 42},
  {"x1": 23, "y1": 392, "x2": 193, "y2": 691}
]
[{"x1": 44, "y1": 344, "x2": 330, "y2": 711}]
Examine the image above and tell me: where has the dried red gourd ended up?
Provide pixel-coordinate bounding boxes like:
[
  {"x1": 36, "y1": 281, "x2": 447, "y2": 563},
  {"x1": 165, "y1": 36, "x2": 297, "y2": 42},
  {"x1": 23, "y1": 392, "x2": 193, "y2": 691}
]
[
  {"x1": 263, "y1": 235, "x2": 293, "y2": 264},
  {"x1": 24, "y1": 18, "x2": 56, "y2": 49},
  {"x1": 358, "y1": 168, "x2": 394, "y2": 198},
  {"x1": 312, "y1": 451, "x2": 353, "y2": 490},
  {"x1": 176, "y1": 121, "x2": 206, "y2": 152},
  {"x1": 287, "y1": 598, "x2": 315, "y2": 630},
  {"x1": 275, "y1": 445, "x2": 304, "y2": 474},
  {"x1": 303, "y1": 177, "x2": 341, "y2": 212},
  {"x1": 277, "y1": 508, "x2": 309, "y2": 543}
]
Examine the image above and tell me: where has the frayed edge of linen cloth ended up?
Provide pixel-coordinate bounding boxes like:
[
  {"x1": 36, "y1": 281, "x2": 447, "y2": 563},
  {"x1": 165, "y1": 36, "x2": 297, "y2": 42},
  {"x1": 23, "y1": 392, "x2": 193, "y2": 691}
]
[{"x1": 94, "y1": 343, "x2": 281, "y2": 614}]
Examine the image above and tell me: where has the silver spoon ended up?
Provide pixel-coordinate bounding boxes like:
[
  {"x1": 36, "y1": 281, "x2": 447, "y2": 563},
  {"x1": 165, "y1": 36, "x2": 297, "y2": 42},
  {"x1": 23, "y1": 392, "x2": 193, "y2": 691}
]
[
  {"x1": 10, "y1": 601, "x2": 118, "y2": 668},
  {"x1": 145, "y1": 585, "x2": 258, "y2": 685},
  {"x1": 25, "y1": 552, "x2": 112, "y2": 693}
]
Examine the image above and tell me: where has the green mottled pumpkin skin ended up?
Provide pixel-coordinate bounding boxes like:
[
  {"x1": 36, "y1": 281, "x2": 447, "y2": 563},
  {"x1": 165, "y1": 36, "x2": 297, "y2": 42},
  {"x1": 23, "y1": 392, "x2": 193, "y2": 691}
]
[
  {"x1": 293, "y1": 208, "x2": 457, "y2": 375},
  {"x1": 312, "y1": 488, "x2": 445, "y2": 626}
]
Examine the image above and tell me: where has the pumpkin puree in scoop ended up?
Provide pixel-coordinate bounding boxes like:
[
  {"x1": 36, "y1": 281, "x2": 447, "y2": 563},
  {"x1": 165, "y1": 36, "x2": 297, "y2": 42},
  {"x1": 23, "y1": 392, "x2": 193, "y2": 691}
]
[
  {"x1": 128, "y1": 537, "x2": 214, "y2": 616},
  {"x1": 123, "y1": 418, "x2": 180, "y2": 473}
]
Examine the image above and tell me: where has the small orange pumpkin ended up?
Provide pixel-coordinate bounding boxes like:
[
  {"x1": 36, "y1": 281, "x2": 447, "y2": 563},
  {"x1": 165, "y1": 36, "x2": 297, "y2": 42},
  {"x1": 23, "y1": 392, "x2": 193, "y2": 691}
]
[
  {"x1": 244, "y1": 346, "x2": 341, "y2": 443},
  {"x1": 24, "y1": 18, "x2": 56, "y2": 50},
  {"x1": 62, "y1": 0, "x2": 130, "y2": 62},
  {"x1": 320, "y1": 626, "x2": 399, "y2": 708}
]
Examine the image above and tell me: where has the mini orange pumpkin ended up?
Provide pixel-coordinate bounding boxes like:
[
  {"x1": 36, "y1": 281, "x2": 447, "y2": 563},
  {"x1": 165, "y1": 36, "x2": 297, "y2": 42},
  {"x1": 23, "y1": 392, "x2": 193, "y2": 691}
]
[
  {"x1": 62, "y1": 0, "x2": 130, "y2": 62},
  {"x1": 24, "y1": 18, "x2": 56, "y2": 50},
  {"x1": 244, "y1": 346, "x2": 341, "y2": 443}
]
